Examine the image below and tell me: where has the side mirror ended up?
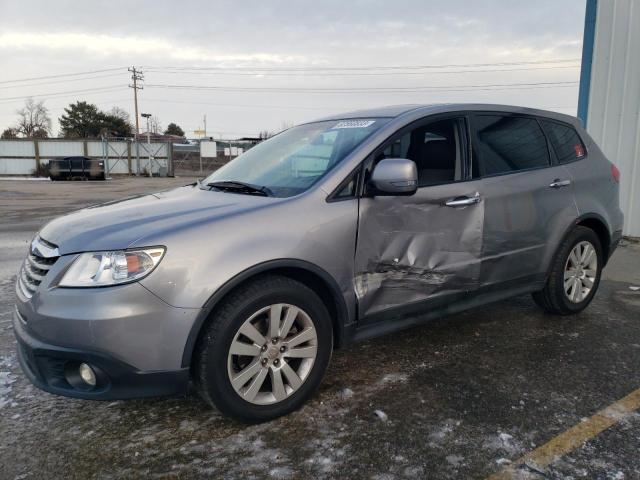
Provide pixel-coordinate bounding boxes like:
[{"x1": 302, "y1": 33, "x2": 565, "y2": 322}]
[{"x1": 370, "y1": 158, "x2": 418, "y2": 195}]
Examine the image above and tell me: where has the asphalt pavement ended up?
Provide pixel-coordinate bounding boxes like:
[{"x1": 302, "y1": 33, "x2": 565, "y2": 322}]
[{"x1": 1, "y1": 177, "x2": 639, "y2": 479}]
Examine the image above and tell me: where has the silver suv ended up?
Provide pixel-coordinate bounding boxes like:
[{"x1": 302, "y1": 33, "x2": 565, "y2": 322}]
[{"x1": 14, "y1": 104, "x2": 624, "y2": 422}]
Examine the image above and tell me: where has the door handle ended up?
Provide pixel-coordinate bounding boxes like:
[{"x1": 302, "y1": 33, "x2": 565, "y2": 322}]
[
  {"x1": 445, "y1": 192, "x2": 481, "y2": 207},
  {"x1": 549, "y1": 179, "x2": 571, "y2": 188}
]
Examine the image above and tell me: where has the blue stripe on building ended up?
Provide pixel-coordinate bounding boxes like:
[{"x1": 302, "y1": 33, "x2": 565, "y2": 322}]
[{"x1": 577, "y1": 0, "x2": 598, "y2": 126}]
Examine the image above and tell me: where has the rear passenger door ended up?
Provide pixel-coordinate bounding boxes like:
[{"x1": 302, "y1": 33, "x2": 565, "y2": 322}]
[{"x1": 470, "y1": 114, "x2": 578, "y2": 288}]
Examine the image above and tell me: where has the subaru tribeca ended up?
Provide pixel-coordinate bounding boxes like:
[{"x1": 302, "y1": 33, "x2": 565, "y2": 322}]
[{"x1": 14, "y1": 105, "x2": 624, "y2": 422}]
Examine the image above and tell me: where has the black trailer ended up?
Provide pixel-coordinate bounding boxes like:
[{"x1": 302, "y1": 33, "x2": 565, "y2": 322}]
[{"x1": 49, "y1": 157, "x2": 105, "y2": 181}]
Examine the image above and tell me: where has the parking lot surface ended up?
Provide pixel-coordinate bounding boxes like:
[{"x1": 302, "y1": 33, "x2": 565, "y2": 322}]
[{"x1": 1, "y1": 177, "x2": 639, "y2": 479}]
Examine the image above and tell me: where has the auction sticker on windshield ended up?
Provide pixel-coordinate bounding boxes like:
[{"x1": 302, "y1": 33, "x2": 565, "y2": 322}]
[{"x1": 332, "y1": 120, "x2": 376, "y2": 129}]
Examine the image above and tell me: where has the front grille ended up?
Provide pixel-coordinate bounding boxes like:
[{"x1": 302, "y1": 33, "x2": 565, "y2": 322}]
[{"x1": 17, "y1": 237, "x2": 60, "y2": 300}]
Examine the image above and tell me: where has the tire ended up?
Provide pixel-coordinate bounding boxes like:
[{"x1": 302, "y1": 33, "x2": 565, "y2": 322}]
[
  {"x1": 532, "y1": 226, "x2": 603, "y2": 315},
  {"x1": 193, "y1": 274, "x2": 333, "y2": 423}
]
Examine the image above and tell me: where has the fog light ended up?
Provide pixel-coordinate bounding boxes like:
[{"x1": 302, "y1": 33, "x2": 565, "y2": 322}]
[{"x1": 79, "y1": 363, "x2": 96, "y2": 386}]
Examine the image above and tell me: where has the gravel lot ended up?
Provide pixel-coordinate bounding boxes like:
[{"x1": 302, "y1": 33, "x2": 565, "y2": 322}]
[{"x1": 1, "y1": 177, "x2": 639, "y2": 479}]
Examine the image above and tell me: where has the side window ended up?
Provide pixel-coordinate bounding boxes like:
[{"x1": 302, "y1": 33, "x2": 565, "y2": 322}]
[
  {"x1": 473, "y1": 115, "x2": 550, "y2": 177},
  {"x1": 332, "y1": 168, "x2": 360, "y2": 199},
  {"x1": 541, "y1": 120, "x2": 586, "y2": 164},
  {"x1": 380, "y1": 118, "x2": 463, "y2": 187}
]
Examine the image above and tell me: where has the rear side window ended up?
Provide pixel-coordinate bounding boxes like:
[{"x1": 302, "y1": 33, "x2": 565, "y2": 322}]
[
  {"x1": 541, "y1": 120, "x2": 586, "y2": 164},
  {"x1": 473, "y1": 115, "x2": 550, "y2": 177}
]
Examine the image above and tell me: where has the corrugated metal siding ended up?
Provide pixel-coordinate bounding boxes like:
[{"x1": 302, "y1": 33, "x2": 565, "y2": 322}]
[
  {"x1": 38, "y1": 141, "x2": 84, "y2": 157},
  {"x1": 0, "y1": 158, "x2": 37, "y2": 175},
  {"x1": 587, "y1": 0, "x2": 640, "y2": 236},
  {"x1": 0, "y1": 140, "x2": 35, "y2": 157}
]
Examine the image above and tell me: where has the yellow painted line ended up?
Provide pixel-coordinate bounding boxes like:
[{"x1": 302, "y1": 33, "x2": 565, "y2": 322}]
[{"x1": 487, "y1": 387, "x2": 640, "y2": 479}]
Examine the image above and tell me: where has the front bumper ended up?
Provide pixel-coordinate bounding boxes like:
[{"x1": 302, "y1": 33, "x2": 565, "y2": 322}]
[
  {"x1": 14, "y1": 308, "x2": 189, "y2": 400},
  {"x1": 15, "y1": 256, "x2": 201, "y2": 372}
]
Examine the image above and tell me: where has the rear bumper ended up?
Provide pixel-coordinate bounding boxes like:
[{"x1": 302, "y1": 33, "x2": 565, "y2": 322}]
[{"x1": 14, "y1": 308, "x2": 189, "y2": 400}]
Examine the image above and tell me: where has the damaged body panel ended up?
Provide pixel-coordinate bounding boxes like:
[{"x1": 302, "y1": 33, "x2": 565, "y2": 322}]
[{"x1": 355, "y1": 180, "x2": 485, "y2": 318}]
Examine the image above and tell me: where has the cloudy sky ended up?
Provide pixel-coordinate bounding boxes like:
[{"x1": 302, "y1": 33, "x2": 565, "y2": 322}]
[{"x1": 0, "y1": 0, "x2": 586, "y2": 138}]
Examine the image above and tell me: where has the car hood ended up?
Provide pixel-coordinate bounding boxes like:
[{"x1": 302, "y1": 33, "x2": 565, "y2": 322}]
[{"x1": 38, "y1": 184, "x2": 277, "y2": 255}]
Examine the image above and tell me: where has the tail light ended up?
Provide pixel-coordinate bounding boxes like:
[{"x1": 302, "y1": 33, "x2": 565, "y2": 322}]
[{"x1": 611, "y1": 164, "x2": 621, "y2": 183}]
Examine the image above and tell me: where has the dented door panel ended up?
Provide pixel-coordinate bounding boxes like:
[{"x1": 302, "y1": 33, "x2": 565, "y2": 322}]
[{"x1": 354, "y1": 181, "x2": 485, "y2": 319}]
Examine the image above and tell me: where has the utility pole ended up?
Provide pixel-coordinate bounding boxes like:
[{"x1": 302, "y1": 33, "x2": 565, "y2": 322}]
[
  {"x1": 128, "y1": 67, "x2": 144, "y2": 137},
  {"x1": 203, "y1": 114, "x2": 207, "y2": 137}
]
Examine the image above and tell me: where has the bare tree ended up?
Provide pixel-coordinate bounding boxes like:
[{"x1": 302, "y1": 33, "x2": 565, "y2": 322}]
[
  {"x1": 16, "y1": 98, "x2": 51, "y2": 138},
  {"x1": 259, "y1": 129, "x2": 274, "y2": 140},
  {"x1": 109, "y1": 107, "x2": 131, "y2": 124},
  {"x1": 280, "y1": 121, "x2": 294, "y2": 131},
  {"x1": 150, "y1": 115, "x2": 162, "y2": 134}
]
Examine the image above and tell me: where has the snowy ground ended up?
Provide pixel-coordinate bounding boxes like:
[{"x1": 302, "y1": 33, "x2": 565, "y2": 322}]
[{"x1": 1, "y1": 178, "x2": 639, "y2": 479}]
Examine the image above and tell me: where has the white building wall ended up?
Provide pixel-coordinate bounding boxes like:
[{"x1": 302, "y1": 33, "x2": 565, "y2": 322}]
[
  {"x1": 587, "y1": 0, "x2": 640, "y2": 236},
  {"x1": 38, "y1": 141, "x2": 84, "y2": 157},
  {"x1": 0, "y1": 158, "x2": 37, "y2": 175}
]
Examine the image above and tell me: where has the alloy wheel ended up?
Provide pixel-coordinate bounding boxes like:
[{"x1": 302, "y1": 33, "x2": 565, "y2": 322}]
[
  {"x1": 227, "y1": 304, "x2": 318, "y2": 405},
  {"x1": 564, "y1": 240, "x2": 598, "y2": 303}
]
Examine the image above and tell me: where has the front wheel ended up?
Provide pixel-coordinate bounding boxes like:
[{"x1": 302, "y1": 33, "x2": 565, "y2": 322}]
[
  {"x1": 193, "y1": 275, "x2": 333, "y2": 423},
  {"x1": 532, "y1": 226, "x2": 603, "y2": 315}
]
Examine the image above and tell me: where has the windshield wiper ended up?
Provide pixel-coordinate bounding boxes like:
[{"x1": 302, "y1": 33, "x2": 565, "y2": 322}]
[{"x1": 206, "y1": 181, "x2": 273, "y2": 197}]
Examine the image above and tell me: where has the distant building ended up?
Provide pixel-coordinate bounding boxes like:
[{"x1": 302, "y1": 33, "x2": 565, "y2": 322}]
[
  {"x1": 138, "y1": 132, "x2": 187, "y2": 143},
  {"x1": 235, "y1": 137, "x2": 263, "y2": 147}
]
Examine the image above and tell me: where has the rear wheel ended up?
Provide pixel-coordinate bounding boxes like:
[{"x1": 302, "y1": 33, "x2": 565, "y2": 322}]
[
  {"x1": 532, "y1": 226, "x2": 603, "y2": 315},
  {"x1": 193, "y1": 275, "x2": 333, "y2": 423}
]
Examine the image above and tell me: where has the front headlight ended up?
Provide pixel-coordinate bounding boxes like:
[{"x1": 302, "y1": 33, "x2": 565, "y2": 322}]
[{"x1": 59, "y1": 247, "x2": 165, "y2": 287}]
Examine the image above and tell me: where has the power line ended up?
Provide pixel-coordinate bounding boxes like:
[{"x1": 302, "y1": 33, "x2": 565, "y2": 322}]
[
  {"x1": 0, "y1": 72, "x2": 126, "y2": 90},
  {"x1": 0, "y1": 67, "x2": 126, "y2": 85},
  {"x1": 140, "y1": 97, "x2": 328, "y2": 110},
  {"x1": 144, "y1": 80, "x2": 578, "y2": 94},
  {"x1": 143, "y1": 58, "x2": 580, "y2": 72},
  {"x1": 0, "y1": 59, "x2": 579, "y2": 87},
  {"x1": 144, "y1": 64, "x2": 580, "y2": 77},
  {"x1": 0, "y1": 85, "x2": 127, "y2": 103}
]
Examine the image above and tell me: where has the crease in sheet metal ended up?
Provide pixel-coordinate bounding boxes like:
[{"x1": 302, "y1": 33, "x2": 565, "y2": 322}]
[{"x1": 354, "y1": 191, "x2": 484, "y2": 317}]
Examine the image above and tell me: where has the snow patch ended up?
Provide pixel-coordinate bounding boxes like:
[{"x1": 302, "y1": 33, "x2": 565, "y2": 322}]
[
  {"x1": 0, "y1": 356, "x2": 17, "y2": 409},
  {"x1": 446, "y1": 454, "x2": 464, "y2": 467},
  {"x1": 379, "y1": 373, "x2": 409, "y2": 384},
  {"x1": 374, "y1": 409, "x2": 388, "y2": 422},
  {"x1": 269, "y1": 466, "x2": 294, "y2": 478},
  {"x1": 338, "y1": 387, "x2": 354, "y2": 400},
  {"x1": 428, "y1": 420, "x2": 460, "y2": 442},
  {"x1": 483, "y1": 432, "x2": 523, "y2": 456}
]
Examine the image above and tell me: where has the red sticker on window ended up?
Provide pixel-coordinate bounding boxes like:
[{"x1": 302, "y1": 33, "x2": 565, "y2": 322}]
[{"x1": 574, "y1": 143, "x2": 585, "y2": 157}]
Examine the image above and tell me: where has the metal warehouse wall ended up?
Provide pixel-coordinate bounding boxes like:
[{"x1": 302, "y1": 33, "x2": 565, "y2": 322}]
[{"x1": 582, "y1": 0, "x2": 640, "y2": 237}]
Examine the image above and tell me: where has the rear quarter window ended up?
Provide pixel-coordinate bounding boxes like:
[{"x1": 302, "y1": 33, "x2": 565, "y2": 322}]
[
  {"x1": 473, "y1": 115, "x2": 550, "y2": 177},
  {"x1": 541, "y1": 120, "x2": 586, "y2": 164}
]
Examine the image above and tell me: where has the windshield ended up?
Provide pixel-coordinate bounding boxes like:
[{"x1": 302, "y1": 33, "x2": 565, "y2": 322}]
[{"x1": 202, "y1": 118, "x2": 389, "y2": 197}]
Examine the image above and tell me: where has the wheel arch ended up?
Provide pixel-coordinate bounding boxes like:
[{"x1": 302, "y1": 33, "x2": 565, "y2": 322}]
[
  {"x1": 575, "y1": 214, "x2": 612, "y2": 264},
  {"x1": 181, "y1": 259, "x2": 352, "y2": 368},
  {"x1": 548, "y1": 213, "x2": 612, "y2": 278}
]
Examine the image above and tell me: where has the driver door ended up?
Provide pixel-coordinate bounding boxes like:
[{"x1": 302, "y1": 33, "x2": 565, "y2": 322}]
[{"x1": 354, "y1": 115, "x2": 485, "y2": 320}]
